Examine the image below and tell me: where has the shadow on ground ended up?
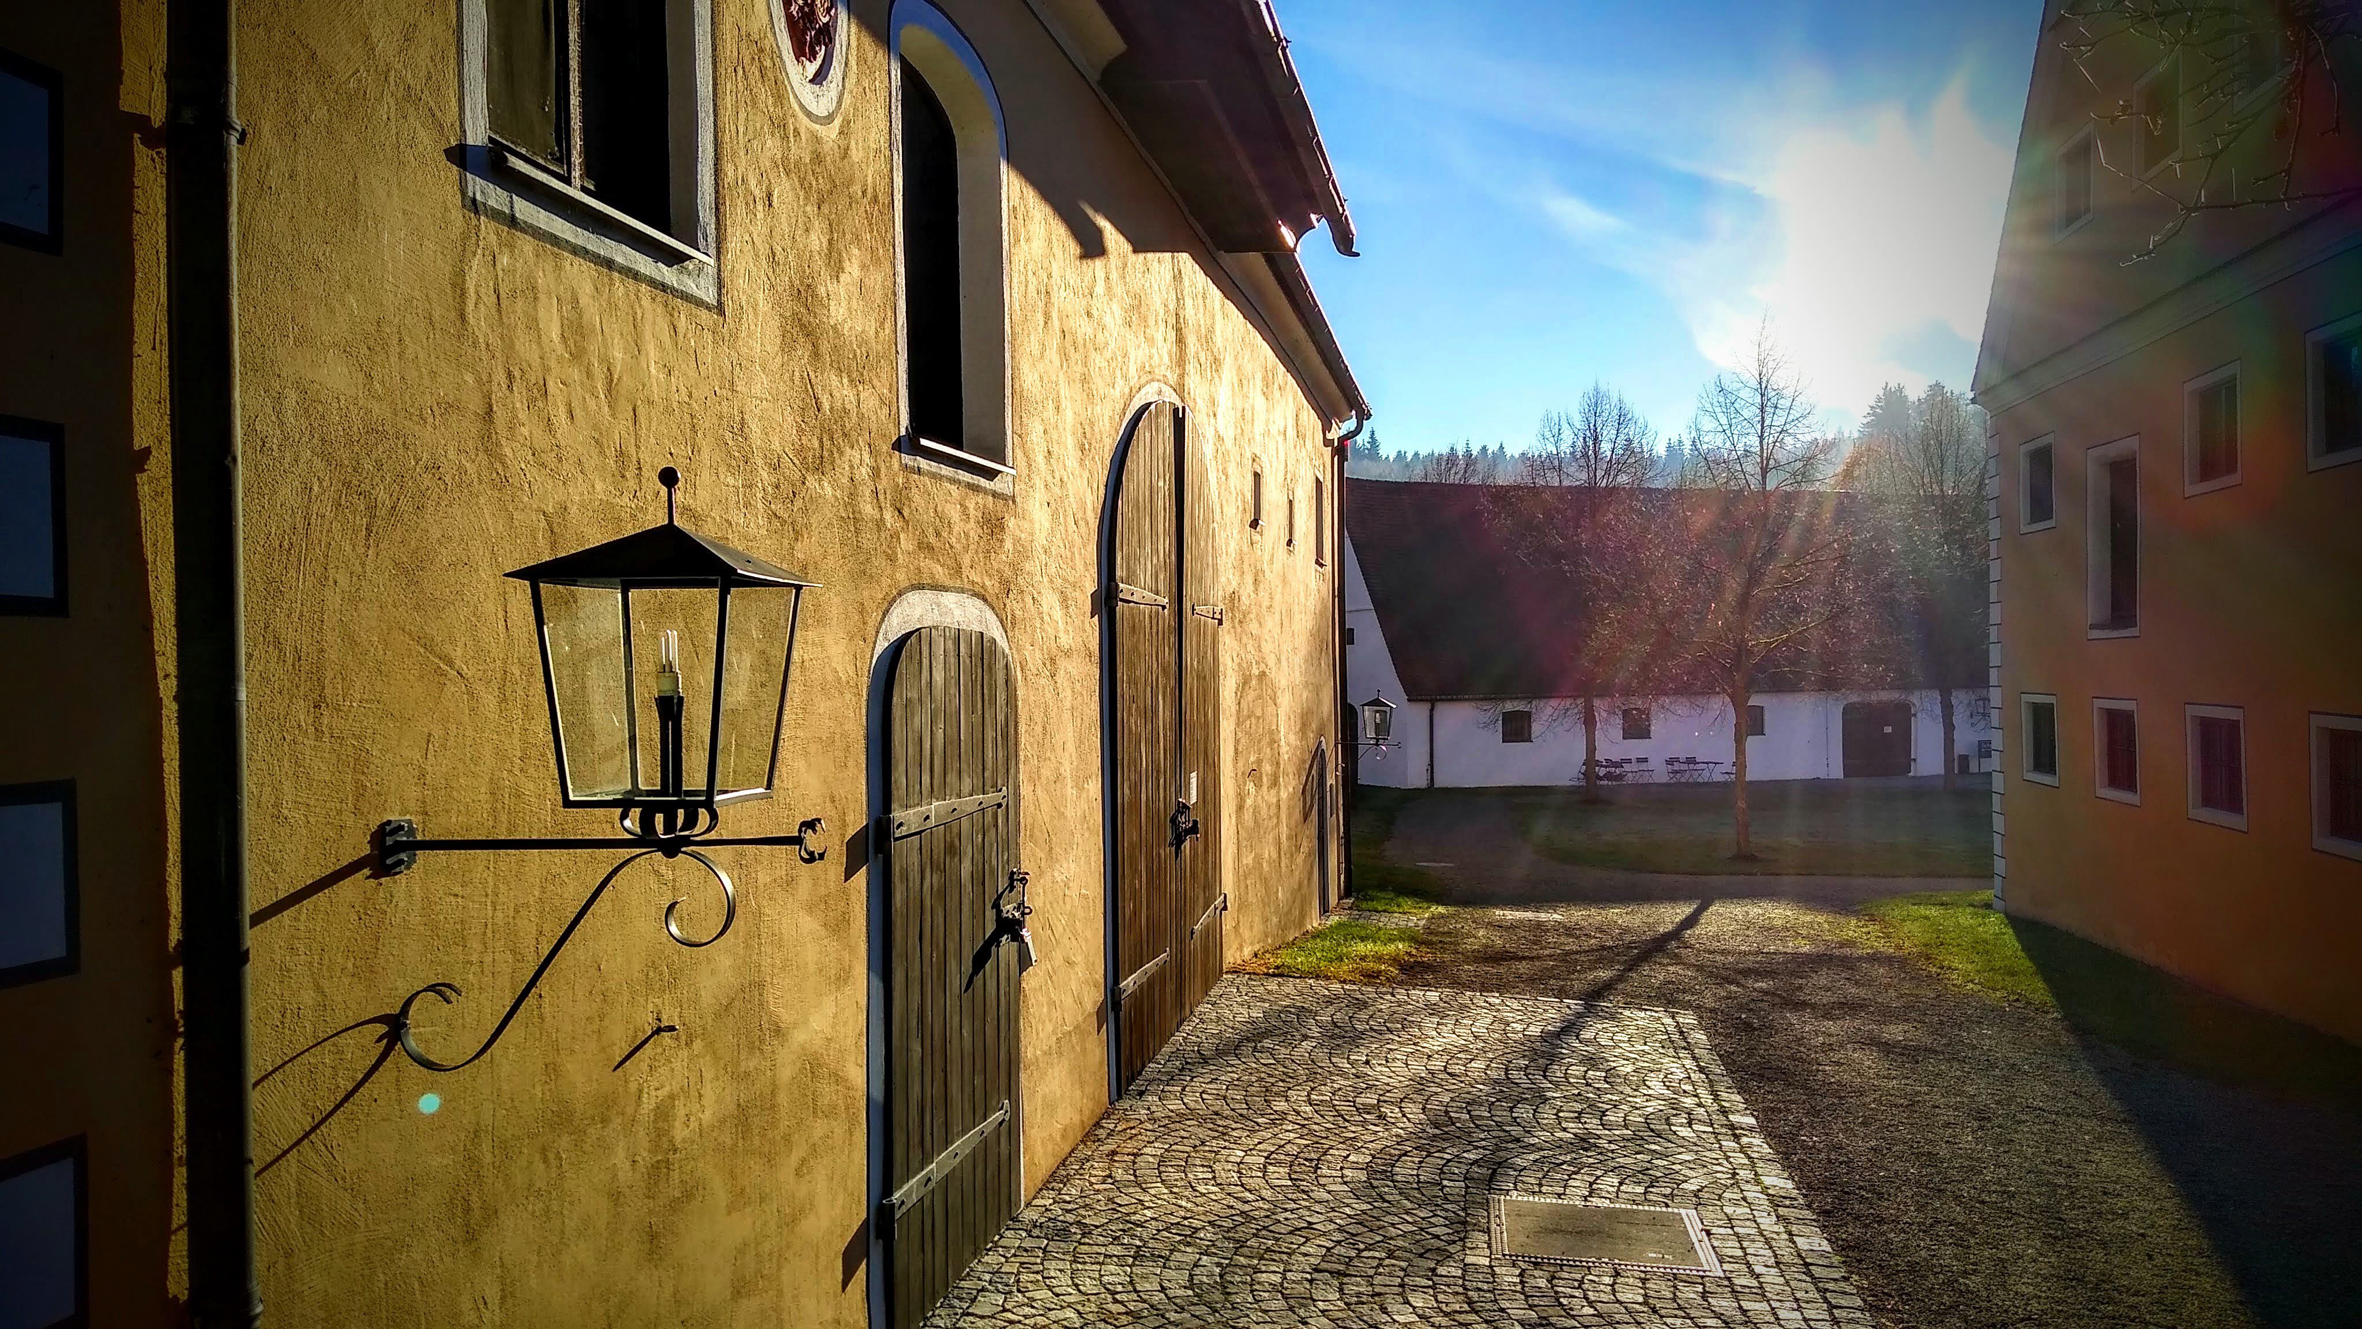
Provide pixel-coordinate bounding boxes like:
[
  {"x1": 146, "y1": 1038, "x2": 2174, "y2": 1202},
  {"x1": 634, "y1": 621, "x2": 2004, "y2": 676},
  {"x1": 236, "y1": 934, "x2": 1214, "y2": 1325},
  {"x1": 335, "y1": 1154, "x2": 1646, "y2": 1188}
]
[{"x1": 1377, "y1": 794, "x2": 2362, "y2": 1329}]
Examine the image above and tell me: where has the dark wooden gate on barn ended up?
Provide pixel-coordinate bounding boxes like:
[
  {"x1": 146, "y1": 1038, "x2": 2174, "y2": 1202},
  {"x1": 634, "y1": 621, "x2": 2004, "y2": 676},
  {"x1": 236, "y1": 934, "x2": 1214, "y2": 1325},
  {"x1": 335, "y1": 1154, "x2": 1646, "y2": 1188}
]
[
  {"x1": 1841, "y1": 700, "x2": 1913, "y2": 778},
  {"x1": 1107, "y1": 400, "x2": 1225, "y2": 1094},
  {"x1": 881, "y1": 626, "x2": 1021, "y2": 1329}
]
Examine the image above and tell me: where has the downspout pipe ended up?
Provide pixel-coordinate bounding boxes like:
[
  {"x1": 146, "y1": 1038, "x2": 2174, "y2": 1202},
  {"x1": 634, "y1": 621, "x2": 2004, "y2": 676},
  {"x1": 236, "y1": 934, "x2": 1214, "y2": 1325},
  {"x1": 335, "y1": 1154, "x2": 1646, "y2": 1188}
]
[
  {"x1": 1329, "y1": 408, "x2": 1366, "y2": 905},
  {"x1": 168, "y1": 1, "x2": 258, "y2": 1325}
]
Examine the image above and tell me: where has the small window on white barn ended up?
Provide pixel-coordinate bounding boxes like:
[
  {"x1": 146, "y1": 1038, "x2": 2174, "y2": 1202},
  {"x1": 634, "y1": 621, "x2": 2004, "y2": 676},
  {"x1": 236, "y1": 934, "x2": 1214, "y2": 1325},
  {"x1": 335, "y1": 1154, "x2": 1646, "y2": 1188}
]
[
  {"x1": 1745, "y1": 705, "x2": 1765, "y2": 737},
  {"x1": 0, "y1": 49, "x2": 62, "y2": 252},
  {"x1": 1621, "y1": 707, "x2": 1651, "y2": 741},
  {"x1": 1500, "y1": 710, "x2": 1532, "y2": 744}
]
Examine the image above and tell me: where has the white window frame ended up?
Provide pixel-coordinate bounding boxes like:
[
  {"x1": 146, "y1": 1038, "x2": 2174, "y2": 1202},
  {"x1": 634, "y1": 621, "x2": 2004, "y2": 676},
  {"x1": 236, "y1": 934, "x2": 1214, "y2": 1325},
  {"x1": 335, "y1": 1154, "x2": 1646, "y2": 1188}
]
[
  {"x1": 2305, "y1": 311, "x2": 2362, "y2": 471},
  {"x1": 2054, "y1": 126, "x2": 2094, "y2": 238},
  {"x1": 2181, "y1": 362, "x2": 2242, "y2": 495},
  {"x1": 2093, "y1": 697, "x2": 2141, "y2": 805},
  {"x1": 2019, "y1": 435, "x2": 2057, "y2": 532},
  {"x1": 1499, "y1": 709, "x2": 1534, "y2": 744},
  {"x1": 455, "y1": 0, "x2": 720, "y2": 306},
  {"x1": 2312, "y1": 712, "x2": 2362, "y2": 862},
  {"x1": 891, "y1": 0, "x2": 1012, "y2": 486},
  {"x1": 2184, "y1": 703, "x2": 2247, "y2": 831},
  {"x1": 2086, "y1": 435, "x2": 2140, "y2": 639},
  {"x1": 2021, "y1": 693, "x2": 2060, "y2": 786}
]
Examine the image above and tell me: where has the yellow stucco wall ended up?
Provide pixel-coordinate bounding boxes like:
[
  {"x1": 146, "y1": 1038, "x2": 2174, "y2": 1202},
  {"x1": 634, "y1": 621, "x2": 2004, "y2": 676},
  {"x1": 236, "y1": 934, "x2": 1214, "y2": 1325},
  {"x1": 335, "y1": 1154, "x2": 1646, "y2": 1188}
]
[
  {"x1": 1993, "y1": 247, "x2": 2362, "y2": 1046},
  {"x1": 1, "y1": 0, "x2": 1351, "y2": 1322}
]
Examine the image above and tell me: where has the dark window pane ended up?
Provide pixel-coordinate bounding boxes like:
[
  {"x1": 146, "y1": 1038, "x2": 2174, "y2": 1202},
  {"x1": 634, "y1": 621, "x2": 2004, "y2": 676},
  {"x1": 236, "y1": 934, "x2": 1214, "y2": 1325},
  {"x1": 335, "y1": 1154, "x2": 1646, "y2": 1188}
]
[
  {"x1": 901, "y1": 59, "x2": 963, "y2": 450},
  {"x1": 2196, "y1": 715, "x2": 2243, "y2": 815},
  {"x1": 2027, "y1": 444, "x2": 2054, "y2": 525},
  {"x1": 2107, "y1": 457, "x2": 2138, "y2": 627},
  {"x1": 2327, "y1": 727, "x2": 2362, "y2": 842},
  {"x1": 0, "y1": 53, "x2": 59, "y2": 250},
  {"x1": 2142, "y1": 59, "x2": 2180, "y2": 172},
  {"x1": 2029, "y1": 701, "x2": 2058, "y2": 776},
  {"x1": 1501, "y1": 710, "x2": 1531, "y2": 744},
  {"x1": 2322, "y1": 329, "x2": 2362, "y2": 457},
  {"x1": 580, "y1": 0, "x2": 673, "y2": 231},
  {"x1": 0, "y1": 426, "x2": 60, "y2": 606},
  {"x1": 1621, "y1": 707, "x2": 1651, "y2": 741},
  {"x1": 0, "y1": 1141, "x2": 81, "y2": 1322},
  {"x1": 2104, "y1": 707, "x2": 2138, "y2": 793},
  {"x1": 2195, "y1": 378, "x2": 2238, "y2": 482},
  {"x1": 1746, "y1": 704, "x2": 1765, "y2": 737},
  {"x1": 487, "y1": 0, "x2": 564, "y2": 167}
]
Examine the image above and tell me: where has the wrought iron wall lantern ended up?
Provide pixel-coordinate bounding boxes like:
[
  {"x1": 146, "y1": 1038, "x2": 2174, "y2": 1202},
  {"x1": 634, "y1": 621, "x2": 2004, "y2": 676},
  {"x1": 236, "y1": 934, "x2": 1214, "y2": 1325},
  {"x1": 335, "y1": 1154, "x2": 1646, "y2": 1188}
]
[
  {"x1": 1356, "y1": 693, "x2": 1397, "y2": 751},
  {"x1": 374, "y1": 468, "x2": 825, "y2": 1073}
]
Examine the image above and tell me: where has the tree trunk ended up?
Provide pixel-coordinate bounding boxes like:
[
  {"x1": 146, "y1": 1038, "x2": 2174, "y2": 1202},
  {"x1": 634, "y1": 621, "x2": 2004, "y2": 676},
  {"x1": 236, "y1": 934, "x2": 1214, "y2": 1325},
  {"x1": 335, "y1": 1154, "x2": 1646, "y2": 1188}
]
[
  {"x1": 1582, "y1": 692, "x2": 1602, "y2": 803},
  {"x1": 1939, "y1": 686, "x2": 1958, "y2": 791},
  {"x1": 1731, "y1": 690, "x2": 1753, "y2": 859}
]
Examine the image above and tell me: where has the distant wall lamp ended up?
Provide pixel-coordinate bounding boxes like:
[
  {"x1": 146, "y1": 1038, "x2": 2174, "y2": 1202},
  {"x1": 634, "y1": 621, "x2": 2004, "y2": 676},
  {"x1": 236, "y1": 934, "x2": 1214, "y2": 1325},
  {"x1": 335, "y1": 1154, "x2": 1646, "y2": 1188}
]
[
  {"x1": 1357, "y1": 693, "x2": 1397, "y2": 753},
  {"x1": 375, "y1": 468, "x2": 825, "y2": 1072}
]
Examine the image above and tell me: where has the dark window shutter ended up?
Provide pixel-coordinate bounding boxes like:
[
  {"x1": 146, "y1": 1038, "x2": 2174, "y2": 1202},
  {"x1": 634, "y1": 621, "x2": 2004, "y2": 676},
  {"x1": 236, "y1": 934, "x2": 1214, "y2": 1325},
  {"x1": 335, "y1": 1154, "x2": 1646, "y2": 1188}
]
[
  {"x1": 487, "y1": 0, "x2": 565, "y2": 167},
  {"x1": 2326, "y1": 727, "x2": 2362, "y2": 841},
  {"x1": 901, "y1": 59, "x2": 963, "y2": 449},
  {"x1": 2195, "y1": 715, "x2": 2242, "y2": 815},
  {"x1": 579, "y1": 0, "x2": 673, "y2": 231},
  {"x1": 2104, "y1": 707, "x2": 2138, "y2": 793},
  {"x1": 2107, "y1": 458, "x2": 2138, "y2": 626},
  {"x1": 2029, "y1": 701, "x2": 2057, "y2": 776}
]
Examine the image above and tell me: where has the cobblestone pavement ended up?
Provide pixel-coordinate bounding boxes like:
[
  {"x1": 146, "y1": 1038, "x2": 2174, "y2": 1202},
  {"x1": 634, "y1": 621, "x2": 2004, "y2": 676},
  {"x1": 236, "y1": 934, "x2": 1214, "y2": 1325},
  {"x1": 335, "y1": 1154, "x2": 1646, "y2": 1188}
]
[{"x1": 929, "y1": 975, "x2": 1872, "y2": 1328}]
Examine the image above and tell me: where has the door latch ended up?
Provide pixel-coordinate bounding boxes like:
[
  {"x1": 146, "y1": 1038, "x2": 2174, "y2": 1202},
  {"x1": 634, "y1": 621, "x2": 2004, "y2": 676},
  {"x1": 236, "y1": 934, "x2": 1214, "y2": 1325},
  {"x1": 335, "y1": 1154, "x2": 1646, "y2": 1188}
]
[
  {"x1": 1170, "y1": 799, "x2": 1202, "y2": 848},
  {"x1": 995, "y1": 870, "x2": 1037, "y2": 969}
]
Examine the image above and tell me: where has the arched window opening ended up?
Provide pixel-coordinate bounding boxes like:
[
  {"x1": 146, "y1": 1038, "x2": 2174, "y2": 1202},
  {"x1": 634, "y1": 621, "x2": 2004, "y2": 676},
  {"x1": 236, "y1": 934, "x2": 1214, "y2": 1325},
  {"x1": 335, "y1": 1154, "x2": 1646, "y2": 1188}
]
[{"x1": 900, "y1": 58, "x2": 963, "y2": 450}]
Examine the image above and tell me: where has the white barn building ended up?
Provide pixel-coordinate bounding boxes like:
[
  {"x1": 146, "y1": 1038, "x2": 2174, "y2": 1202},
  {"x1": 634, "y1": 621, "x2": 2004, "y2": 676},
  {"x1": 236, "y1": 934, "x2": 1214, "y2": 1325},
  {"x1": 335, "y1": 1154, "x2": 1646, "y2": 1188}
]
[{"x1": 1343, "y1": 479, "x2": 1993, "y2": 790}]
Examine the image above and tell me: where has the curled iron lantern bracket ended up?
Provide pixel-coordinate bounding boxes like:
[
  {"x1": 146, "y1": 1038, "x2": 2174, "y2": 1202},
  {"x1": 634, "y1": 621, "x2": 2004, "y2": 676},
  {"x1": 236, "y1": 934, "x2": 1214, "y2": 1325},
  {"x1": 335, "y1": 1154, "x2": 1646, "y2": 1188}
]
[{"x1": 372, "y1": 815, "x2": 826, "y2": 1073}]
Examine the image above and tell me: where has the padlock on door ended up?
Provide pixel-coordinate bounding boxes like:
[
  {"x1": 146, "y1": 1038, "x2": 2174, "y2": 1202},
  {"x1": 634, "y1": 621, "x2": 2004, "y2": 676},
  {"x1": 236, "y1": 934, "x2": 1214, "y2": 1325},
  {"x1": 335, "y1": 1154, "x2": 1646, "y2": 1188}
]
[{"x1": 997, "y1": 869, "x2": 1038, "y2": 969}]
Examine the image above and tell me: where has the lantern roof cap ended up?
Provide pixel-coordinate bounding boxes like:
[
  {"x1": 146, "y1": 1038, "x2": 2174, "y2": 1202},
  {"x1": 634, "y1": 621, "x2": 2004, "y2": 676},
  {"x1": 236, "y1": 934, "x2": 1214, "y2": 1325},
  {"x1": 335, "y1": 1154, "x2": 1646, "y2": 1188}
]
[{"x1": 506, "y1": 520, "x2": 819, "y2": 590}]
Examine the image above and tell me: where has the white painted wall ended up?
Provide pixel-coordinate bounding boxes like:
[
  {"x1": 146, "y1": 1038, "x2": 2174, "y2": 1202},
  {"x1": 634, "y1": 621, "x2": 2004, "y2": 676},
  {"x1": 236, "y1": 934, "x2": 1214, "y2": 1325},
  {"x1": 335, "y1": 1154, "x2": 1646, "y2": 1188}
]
[{"x1": 1346, "y1": 536, "x2": 1997, "y2": 790}]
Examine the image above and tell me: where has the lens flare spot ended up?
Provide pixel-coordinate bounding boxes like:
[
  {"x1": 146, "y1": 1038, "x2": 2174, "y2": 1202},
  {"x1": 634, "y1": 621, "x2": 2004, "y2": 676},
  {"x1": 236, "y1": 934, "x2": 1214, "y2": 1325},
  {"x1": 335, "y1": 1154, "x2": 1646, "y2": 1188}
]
[{"x1": 417, "y1": 1093, "x2": 442, "y2": 1115}]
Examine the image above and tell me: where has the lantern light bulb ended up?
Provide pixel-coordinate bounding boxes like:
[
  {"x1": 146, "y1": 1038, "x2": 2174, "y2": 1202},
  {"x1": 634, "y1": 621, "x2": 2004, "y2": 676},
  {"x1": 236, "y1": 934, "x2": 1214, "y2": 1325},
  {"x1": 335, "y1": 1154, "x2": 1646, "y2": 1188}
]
[{"x1": 658, "y1": 629, "x2": 682, "y2": 697}]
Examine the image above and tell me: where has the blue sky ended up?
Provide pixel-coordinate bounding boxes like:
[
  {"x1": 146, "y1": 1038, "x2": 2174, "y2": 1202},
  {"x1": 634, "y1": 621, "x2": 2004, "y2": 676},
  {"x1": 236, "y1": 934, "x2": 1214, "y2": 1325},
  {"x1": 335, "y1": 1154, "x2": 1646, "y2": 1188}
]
[{"x1": 1286, "y1": 0, "x2": 2047, "y2": 452}]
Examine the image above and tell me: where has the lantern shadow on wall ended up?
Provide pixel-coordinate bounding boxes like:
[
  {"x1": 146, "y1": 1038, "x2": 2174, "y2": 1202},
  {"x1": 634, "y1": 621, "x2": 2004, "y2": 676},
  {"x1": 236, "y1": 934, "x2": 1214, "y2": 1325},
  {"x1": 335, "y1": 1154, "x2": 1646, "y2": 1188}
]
[{"x1": 373, "y1": 468, "x2": 825, "y2": 1073}]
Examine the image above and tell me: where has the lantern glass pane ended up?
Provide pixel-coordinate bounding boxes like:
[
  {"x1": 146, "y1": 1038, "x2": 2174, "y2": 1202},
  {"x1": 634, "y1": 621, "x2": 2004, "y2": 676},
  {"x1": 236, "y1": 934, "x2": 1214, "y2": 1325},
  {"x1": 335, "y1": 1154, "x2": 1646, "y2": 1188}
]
[
  {"x1": 541, "y1": 582, "x2": 632, "y2": 801},
  {"x1": 715, "y1": 585, "x2": 798, "y2": 799},
  {"x1": 627, "y1": 586, "x2": 720, "y2": 798}
]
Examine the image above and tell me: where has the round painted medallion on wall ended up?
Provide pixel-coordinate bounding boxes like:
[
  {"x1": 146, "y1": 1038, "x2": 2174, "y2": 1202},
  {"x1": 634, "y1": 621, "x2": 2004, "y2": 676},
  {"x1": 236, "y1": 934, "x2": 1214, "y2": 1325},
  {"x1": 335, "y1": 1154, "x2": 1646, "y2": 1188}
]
[{"x1": 775, "y1": 0, "x2": 850, "y2": 122}]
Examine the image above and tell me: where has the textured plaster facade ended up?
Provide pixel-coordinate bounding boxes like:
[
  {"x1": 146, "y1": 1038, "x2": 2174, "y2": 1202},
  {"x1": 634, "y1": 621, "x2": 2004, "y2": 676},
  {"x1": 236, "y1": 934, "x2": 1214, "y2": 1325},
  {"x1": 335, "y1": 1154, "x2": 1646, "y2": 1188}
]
[
  {"x1": 0, "y1": 0, "x2": 1353, "y2": 1323},
  {"x1": 1978, "y1": 14, "x2": 2362, "y2": 1043}
]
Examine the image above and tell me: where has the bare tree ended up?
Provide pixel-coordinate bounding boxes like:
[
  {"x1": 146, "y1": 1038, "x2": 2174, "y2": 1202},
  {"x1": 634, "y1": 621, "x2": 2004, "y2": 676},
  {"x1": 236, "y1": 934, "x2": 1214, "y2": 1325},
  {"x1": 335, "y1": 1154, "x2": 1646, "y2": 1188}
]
[
  {"x1": 1844, "y1": 382, "x2": 1989, "y2": 790},
  {"x1": 2056, "y1": 0, "x2": 2362, "y2": 261},
  {"x1": 1661, "y1": 325, "x2": 1864, "y2": 859},
  {"x1": 1496, "y1": 386, "x2": 1660, "y2": 801}
]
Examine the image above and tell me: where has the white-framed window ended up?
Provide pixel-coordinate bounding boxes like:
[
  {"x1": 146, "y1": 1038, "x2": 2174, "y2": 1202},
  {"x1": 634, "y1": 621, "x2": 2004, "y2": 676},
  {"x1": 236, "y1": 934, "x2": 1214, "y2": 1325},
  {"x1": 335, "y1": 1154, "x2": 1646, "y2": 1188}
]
[
  {"x1": 2055, "y1": 127, "x2": 2094, "y2": 236},
  {"x1": 2305, "y1": 312, "x2": 2362, "y2": 470},
  {"x1": 2094, "y1": 697, "x2": 2140, "y2": 804},
  {"x1": 1500, "y1": 709, "x2": 1533, "y2": 744},
  {"x1": 2185, "y1": 704, "x2": 2247, "y2": 830},
  {"x1": 2138, "y1": 56, "x2": 2182, "y2": 175},
  {"x1": 0, "y1": 47, "x2": 63, "y2": 254},
  {"x1": 2022, "y1": 693, "x2": 2060, "y2": 786},
  {"x1": 893, "y1": 0, "x2": 1009, "y2": 479},
  {"x1": 461, "y1": 0, "x2": 719, "y2": 303},
  {"x1": 2020, "y1": 435, "x2": 2057, "y2": 532},
  {"x1": 2086, "y1": 436, "x2": 2139, "y2": 637},
  {"x1": 2183, "y1": 363, "x2": 2241, "y2": 494},
  {"x1": 2313, "y1": 713, "x2": 2362, "y2": 862}
]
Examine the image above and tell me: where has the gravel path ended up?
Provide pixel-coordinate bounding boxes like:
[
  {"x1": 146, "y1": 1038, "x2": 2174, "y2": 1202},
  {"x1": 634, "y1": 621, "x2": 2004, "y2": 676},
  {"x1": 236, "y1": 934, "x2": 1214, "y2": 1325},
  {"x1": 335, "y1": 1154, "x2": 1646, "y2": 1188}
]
[{"x1": 1381, "y1": 800, "x2": 2362, "y2": 1329}]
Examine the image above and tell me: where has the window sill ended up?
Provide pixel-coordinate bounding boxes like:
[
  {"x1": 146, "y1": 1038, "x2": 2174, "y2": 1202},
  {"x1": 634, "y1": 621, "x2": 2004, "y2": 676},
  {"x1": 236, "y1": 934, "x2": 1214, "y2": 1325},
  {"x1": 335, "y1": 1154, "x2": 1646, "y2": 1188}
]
[
  {"x1": 2309, "y1": 445, "x2": 2362, "y2": 473},
  {"x1": 2053, "y1": 212, "x2": 2092, "y2": 242},
  {"x1": 2316, "y1": 834, "x2": 2362, "y2": 864},
  {"x1": 2087, "y1": 622, "x2": 2140, "y2": 640},
  {"x1": 898, "y1": 435, "x2": 1015, "y2": 496},
  {"x1": 2188, "y1": 805, "x2": 2247, "y2": 832},
  {"x1": 451, "y1": 143, "x2": 720, "y2": 308},
  {"x1": 2021, "y1": 770, "x2": 2059, "y2": 787},
  {"x1": 2096, "y1": 786, "x2": 2141, "y2": 806},
  {"x1": 2019, "y1": 517, "x2": 2056, "y2": 534},
  {"x1": 2183, "y1": 471, "x2": 2240, "y2": 497}
]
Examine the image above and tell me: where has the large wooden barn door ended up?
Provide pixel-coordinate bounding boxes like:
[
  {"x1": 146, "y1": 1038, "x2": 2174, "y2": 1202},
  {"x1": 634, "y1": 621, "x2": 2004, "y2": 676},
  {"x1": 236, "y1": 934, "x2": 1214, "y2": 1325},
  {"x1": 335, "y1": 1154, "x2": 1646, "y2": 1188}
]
[
  {"x1": 1841, "y1": 700, "x2": 1913, "y2": 778},
  {"x1": 883, "y1": 626, "x2": 1021, "y2": 1329},
  {"x1": 1107, "y1": 399, "x2": 1221, "y2": 1092}
]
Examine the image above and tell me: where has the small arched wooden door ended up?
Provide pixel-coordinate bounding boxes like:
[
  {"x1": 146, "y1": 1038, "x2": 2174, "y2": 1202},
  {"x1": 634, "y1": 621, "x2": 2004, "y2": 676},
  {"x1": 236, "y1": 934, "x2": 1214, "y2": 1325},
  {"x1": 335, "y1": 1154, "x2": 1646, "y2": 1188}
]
[
  {"x1": 1107, "y1": 400, "x2": 1225, "y2": 1093},
  {"x1": 881, "y1": 626, "x2": 1021, "y2": 1329}
]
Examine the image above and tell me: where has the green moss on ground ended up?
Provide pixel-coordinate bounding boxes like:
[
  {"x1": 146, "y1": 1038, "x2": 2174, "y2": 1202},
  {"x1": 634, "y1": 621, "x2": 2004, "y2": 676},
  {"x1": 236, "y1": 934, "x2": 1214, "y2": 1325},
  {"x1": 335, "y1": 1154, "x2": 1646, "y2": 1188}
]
[{"x1": 1255, "y1": 917, "x2": 1429, "y2": 984}]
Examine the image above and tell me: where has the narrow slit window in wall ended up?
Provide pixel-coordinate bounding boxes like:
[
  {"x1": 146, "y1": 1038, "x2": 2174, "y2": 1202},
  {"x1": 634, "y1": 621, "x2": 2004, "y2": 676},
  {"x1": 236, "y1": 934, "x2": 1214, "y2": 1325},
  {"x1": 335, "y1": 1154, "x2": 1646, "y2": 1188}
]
[
  {"x1": 0, "y1": 781, "x2": 76, "y2": 988},
  {"x1": 0, "y1": 48, "x2": 62, "y2": 252},
  {"x1": 1314, "y1": 480, "x2": 1327, "y2": 566},
  {"x1": 0, "y1": 1136, "x2": 84, "y2": 1327},
  {"x1": 0, "y1": 417, "x2": 65, "y2": 615},
  {"x1": 1250, "y1": 468, "x2": 1263, "y2": 528},
  {"x1": 899, "y1": 54, "x2": 963, "y2": 453}
]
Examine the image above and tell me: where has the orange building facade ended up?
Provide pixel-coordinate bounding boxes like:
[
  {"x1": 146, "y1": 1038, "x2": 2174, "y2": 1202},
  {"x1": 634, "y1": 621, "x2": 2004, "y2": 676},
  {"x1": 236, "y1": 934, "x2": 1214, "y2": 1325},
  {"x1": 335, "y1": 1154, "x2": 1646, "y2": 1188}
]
[{"x1": 1977, "y1": 5, "x2": 2362, "y2": 1043}]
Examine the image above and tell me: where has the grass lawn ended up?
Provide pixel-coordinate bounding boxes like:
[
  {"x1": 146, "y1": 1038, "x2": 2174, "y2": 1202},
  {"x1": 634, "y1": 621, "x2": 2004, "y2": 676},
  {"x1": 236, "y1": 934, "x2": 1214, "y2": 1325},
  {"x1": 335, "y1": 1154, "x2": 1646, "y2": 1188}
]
[
  {"x1": 1513, "y1": 778, "x2": 1989, "y2": 877},
  {"x1": 1250, "y1": 916, "x2": 1430, "y2": 983},
  {"x1": 1856, "y1": 890, "x2": 2053, "y2": 1007}
]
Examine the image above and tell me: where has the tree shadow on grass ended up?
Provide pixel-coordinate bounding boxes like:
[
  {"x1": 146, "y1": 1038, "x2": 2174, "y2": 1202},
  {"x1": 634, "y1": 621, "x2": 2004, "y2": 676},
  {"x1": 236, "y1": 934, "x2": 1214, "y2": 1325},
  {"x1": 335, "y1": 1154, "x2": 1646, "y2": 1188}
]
[{"x1": 2012, "y1": 918, "x2": 2362, "y2": 1329}]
